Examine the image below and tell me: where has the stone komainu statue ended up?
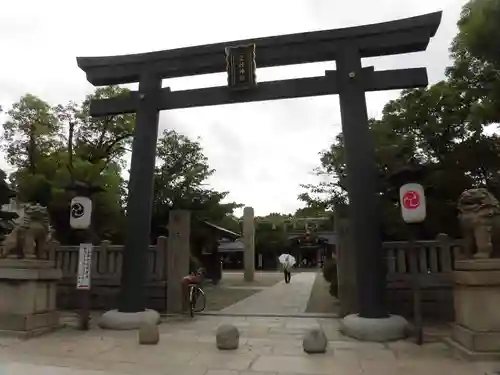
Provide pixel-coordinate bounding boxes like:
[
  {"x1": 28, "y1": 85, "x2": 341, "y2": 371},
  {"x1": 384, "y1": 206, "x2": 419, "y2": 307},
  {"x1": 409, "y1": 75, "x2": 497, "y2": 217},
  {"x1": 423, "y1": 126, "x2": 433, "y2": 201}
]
[
  {"x1": 457, "y1": 188, "x2": 500, "y2": 259},
  {"x1": 0, "y1": 203, "x2": 52, "y2": 260}
]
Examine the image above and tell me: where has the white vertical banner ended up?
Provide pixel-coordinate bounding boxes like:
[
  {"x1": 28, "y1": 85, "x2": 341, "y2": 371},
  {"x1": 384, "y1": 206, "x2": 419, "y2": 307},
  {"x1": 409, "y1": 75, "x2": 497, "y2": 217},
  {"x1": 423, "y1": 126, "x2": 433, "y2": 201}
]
[{"x1": 76, "y1": 243, "x2": 93, "y2": 290}]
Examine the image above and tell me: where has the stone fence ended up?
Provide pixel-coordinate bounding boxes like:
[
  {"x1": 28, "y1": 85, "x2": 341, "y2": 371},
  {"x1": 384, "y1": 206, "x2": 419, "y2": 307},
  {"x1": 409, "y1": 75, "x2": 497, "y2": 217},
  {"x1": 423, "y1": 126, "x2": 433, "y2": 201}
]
[
  {"x1": 43, "y1": 232, "x2": 461, "y2": 320},
  {"x1": 40, "y1": 237, "x2": 168, "y2": 311},
  {"x1": 384, "y1": 234, "x2": 462, "y2": 321}
]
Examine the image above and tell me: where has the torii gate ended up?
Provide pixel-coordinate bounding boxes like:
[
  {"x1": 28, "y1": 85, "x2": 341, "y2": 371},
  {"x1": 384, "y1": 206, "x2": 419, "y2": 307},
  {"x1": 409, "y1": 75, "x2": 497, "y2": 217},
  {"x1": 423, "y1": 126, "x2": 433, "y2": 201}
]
[{"x1": 77, "y1": 11, "x2": 441, "y2": 340}]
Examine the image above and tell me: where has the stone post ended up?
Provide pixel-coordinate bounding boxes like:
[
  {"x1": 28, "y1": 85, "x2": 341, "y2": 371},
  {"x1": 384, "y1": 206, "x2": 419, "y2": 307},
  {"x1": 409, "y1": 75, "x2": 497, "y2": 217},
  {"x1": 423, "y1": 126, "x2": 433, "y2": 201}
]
[
  {"x1": 156, "y1": 236, "x2": 168, "y2": 282},
  {"x1": 446, "y1": 259, "x2": 500, "y2": 360},
  {"x1": 243, "y1": 206, "x2": 255, "y2": 282},
  {"x1": 167, "y1": 210, "x2": 191, "y2": 313}
]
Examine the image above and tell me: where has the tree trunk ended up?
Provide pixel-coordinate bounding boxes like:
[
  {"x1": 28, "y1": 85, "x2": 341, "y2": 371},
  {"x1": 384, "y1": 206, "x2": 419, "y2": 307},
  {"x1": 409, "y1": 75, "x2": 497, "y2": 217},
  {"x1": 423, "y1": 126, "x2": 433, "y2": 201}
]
[{"x1": 28, "y1": 124, "x2": 36, "y2": 174}]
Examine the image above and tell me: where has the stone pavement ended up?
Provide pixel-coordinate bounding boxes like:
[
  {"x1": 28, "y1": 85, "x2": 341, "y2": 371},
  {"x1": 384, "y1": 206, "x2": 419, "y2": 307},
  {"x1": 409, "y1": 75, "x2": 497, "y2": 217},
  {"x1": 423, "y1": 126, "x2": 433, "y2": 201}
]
[
  {"x1": 0, "y1": 272, "x2": 498, "y2": 374},
  {"x1": 0, "y1": 315, "x2": 498, "y2": 375},
  {"x1": 220, "y1": 272, "x2": 316, "y2": 315}
]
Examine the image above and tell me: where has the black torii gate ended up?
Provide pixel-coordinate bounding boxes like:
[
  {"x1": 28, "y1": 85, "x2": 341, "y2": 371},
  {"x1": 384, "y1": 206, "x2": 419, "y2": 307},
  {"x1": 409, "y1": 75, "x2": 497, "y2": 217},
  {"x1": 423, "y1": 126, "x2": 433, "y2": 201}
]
[{"x1": 77, "y1": 12, "x2": 441, "y2": 323}]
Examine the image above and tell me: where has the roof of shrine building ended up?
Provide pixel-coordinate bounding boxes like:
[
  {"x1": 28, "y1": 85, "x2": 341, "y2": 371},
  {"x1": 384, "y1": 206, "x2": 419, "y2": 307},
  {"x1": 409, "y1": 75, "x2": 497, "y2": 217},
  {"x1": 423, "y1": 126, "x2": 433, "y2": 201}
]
[
  {"x1": 217, "y1": 231, "x2": 338, "y2": 253},
  {"x1": 218, "y1": 239, "x2": 245, "y2": 253},
  {"x1": 199, "y1": 220, "x2": 241, "y2": 240},
  {"x1": 288, "y1": 232, "x2": 338, "y2": 245},
  {"x1": 167, "y1": 218, "x2": 240, "y2": 240}
]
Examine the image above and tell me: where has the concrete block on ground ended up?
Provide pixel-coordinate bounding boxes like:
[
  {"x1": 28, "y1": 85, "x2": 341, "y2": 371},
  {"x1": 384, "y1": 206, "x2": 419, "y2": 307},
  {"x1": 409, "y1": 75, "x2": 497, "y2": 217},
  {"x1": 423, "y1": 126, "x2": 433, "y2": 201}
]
[
  {"x1": 216, "y1": 324, "x2": 239, "y2": 350},
  {"x1": 138, "y1": 322, "x2": 159, "y2": 345},
  {"x1": 303, "y1": 328, "x2": 328, "y2": 353}
]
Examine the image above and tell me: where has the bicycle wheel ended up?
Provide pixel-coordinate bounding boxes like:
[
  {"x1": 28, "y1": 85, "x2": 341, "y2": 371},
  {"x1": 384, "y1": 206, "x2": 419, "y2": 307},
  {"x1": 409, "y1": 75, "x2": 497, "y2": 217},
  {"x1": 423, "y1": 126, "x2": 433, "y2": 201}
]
[
  {"x1": 189, "y1": 286, "x2": 195, "y2": 317},
  {"x1": 192, "y1": 287, "x2": 206, "y2": 313}
]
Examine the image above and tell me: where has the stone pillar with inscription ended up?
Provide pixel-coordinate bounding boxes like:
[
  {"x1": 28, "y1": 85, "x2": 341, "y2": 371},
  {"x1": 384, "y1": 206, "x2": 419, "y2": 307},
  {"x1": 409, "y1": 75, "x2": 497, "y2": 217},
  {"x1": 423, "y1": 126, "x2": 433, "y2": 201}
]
[
  {"x1": 243, "y1": 207, "x2": 255, "y2": 282},
  {"x1": 0, "y1": 259, "x2": 62, "y2": 338},
  {"x1": 446, "y1": 259, "x2": 500, "y2": 360},
  {"x1": 166, "y1": 210, "x2": 191, "y2": 313}
]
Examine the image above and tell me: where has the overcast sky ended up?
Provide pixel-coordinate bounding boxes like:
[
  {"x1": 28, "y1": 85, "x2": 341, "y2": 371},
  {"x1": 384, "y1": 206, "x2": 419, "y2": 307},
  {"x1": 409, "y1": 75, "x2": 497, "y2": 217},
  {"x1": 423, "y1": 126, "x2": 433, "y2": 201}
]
[{"x1": 0, "y1": 0, "x2": 465, "y2": 216}]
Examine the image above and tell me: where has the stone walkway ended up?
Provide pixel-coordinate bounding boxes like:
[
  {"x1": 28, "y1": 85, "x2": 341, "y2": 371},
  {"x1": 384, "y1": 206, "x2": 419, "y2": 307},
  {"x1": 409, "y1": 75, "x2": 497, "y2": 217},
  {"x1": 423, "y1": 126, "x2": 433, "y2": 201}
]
[
  {"x1": 0, "y1": 315, "x2": 498, "y2": 375},
  {"x1": 220, "y1": 272, "x2": 316, "y2": 315},
  {"x1": 0, "y1": 272, "x2": 498, "y2": 374}
]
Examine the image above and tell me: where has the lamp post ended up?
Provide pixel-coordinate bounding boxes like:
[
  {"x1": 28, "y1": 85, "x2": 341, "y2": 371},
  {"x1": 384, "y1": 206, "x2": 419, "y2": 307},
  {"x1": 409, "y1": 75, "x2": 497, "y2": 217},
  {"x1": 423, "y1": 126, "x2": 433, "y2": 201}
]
[
  {"x1": 389, "y1": 159, "x2": 428, "y2": 345},
  {"x1": 66, "y1": 181, "x2": 104, "y2": 330}
]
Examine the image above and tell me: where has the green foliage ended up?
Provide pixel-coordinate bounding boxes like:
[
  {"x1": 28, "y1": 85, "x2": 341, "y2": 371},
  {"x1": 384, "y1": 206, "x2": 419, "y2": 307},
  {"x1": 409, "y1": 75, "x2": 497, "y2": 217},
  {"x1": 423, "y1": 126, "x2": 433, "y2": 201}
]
[
  {"x1": 0, "y1": 169, "x2": 17, "y2": 238},
  {"x1": 0, "y1": 170, "x2": 12, "y2": 205},
  {"x1": 72, "y1": 86, "x2": 135, "y2": 172},
  {"x1": 255, "y1": 225, "x2": 288, "y2": 254},
  {"x1": 300, "y1": 1, "x2": 500, "y2": 240},
  {"x1": 1, "y1": 94, "x2": 62, "y2": 172},
  {"x1": 455, "y1": 0, "x2": 500, "y2": 70},
  {"x1": 322, "y1": 258, "x2": 337, "y2": 283},
  {"x1": 447, "y1": 0, "x2": 500, "y2": 128},
  {"x1": 322, "y1": 258, "x2": 338, "y2": 297},
  {"x1": 150, "y1": 129, "x2": 241, "y2": 240},
  {"x1": 253, "y1": 213, "x2": 291, "y2": 254},
  {"x1": 294, "y1": 206, "x2": 329, "y2": 218},
  {"x1": 1, "y1": 86, "x2": 240, "y2": 244}
]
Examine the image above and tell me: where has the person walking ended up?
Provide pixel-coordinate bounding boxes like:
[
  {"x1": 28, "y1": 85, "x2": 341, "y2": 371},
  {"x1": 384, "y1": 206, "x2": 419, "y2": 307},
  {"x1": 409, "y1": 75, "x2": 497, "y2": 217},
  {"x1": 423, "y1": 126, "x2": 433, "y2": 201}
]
[
  {"x1": 278, "y1": 253, "x2": 295, "y2": 284},
  {"x1": 283, "y1": 262, "x2": 291, "y2": 284}
]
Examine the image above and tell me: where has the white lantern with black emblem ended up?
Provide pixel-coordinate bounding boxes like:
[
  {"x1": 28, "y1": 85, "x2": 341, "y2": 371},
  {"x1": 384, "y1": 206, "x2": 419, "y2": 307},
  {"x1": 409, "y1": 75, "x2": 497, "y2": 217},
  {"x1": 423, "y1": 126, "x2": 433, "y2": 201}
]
[{"x1": 70, "y1": 196, "x2": 92, "y2": 229}]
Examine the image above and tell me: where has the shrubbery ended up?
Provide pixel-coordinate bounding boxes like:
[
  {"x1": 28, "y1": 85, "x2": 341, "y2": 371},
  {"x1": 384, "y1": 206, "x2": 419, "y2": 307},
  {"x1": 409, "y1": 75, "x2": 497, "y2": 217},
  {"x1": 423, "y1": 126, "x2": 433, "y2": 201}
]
[
  {"x1": 322, "y1": 258, "x2": 338, "y2": 297},
  {"x1": 322, "y1": 258, "x2": 337, "y2": 283}
]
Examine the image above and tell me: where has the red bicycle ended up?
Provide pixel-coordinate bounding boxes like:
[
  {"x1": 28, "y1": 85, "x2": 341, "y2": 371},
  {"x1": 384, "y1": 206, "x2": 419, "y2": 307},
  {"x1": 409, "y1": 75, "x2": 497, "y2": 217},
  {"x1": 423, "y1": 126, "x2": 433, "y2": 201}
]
[
  {"x1": 184, "y1": 269, "x2": 207, "y2": 317},
  {"x1": 188, "y1": 282, "x2": 206, "y2": 317}
]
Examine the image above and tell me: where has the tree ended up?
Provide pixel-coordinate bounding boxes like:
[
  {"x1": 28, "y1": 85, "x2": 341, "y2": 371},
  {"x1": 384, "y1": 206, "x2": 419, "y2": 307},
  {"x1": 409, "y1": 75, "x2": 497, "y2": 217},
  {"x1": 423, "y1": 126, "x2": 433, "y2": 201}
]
[
  {"x1": 294, "y1": 206, "x2": 330, "y2": 218},
  {"x1": 1, "y1": 94, "x2": 62, "y2": 173},
  {"x1": 1, "y1": 94, "x2": 64, "y2": 208},
  {"x1": 300, "y1": 0, "x2": 500, "y2": 240},
  {"x1": 300, "y1": 84, "x2": 500, "y2": 239},
  {"x1": 2, "y1": 89, "x2": 241, "y2": 244},
  {"x1": 1, "y1": 88, "x2": 132, "y2": 244},
  {"x1": 446, "y1": 0, "x2": 500, "y2": 128},
  {"x1": 455, "y1": 0, "x2": 500, "y2": 70},
  {"x1": 71, "y1": 86, "x2": 135, "y2": 179},
  {"x1": 47, "y1": 87, "x2": 133, "y2": 243},
  {"x1": 0, "y1": 169, "x2": 18, "y2": 239},
  {"x1": 254, "y1": 219, "x2": 289, "y2": 256},
  {"x1": 151, "y1": 129, "x2": 241, "y2": 240}
]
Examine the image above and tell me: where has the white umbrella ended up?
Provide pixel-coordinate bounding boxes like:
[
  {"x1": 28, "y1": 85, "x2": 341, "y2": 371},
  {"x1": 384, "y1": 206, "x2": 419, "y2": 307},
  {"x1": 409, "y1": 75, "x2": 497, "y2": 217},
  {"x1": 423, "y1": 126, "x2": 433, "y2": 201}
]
[{"x1": 278, "y1": 253, "x2": 296, "y2": 268}]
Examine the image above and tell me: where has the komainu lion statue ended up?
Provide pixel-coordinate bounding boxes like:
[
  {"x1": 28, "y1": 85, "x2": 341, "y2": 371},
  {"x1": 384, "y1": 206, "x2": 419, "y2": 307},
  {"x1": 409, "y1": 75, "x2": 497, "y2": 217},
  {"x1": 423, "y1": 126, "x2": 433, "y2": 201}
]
[
  {"x1": 0, "y1": 203, "x2": 52, "y2": 260},
  {"x1": 457, "y1": 188, "x2": 500, "y2": 259}
]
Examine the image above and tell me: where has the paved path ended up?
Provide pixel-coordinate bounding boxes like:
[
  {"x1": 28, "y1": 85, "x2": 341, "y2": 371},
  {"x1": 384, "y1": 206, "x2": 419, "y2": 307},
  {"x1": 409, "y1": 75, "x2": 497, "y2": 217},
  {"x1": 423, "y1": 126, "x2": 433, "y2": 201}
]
[
  {"x1": 220, "y1": 272, "x2": 316, "y2": 315},
  {"x1": 0, "y1": 315, "x2": 497, "y2": 375}
]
